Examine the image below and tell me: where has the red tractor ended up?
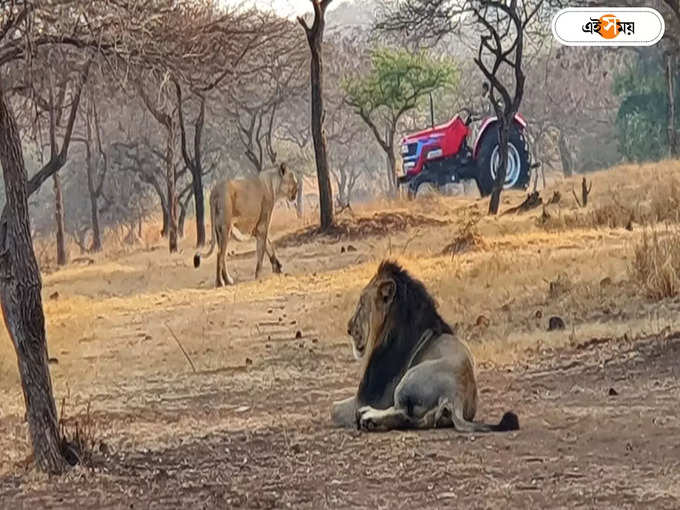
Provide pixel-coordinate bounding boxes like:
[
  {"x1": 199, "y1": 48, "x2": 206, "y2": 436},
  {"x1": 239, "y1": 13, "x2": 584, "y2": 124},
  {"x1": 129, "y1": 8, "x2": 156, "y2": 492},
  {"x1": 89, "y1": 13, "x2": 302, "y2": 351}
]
[{"x1": 398, "y1": 108, "x2": 533, "y2": 198}]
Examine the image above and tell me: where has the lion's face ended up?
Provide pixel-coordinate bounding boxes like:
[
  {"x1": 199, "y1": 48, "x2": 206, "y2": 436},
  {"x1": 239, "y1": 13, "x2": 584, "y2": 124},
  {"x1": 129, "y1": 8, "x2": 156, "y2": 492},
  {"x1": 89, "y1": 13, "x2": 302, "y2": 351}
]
[
  {"x1": 278, "y1": 163, "x2": 298, "y2": 202},
  {"x1": 347, "y1": 277, "x2": 396, "y2": 360}
]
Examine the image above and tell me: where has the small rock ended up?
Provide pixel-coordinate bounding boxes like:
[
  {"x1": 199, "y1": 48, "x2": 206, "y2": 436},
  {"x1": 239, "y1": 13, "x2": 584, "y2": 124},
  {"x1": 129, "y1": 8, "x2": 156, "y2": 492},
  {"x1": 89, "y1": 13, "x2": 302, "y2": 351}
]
[
  {"x1": 535, "y1": 310, "x2": 543, "y2": 319},
  {"x1": 475, "y1": 315, "x2": 490, "y2": 328},
  {"x1": 548, "y1": 316, "x2": 566, "y2": 331},
  {"x1": 49, "y1": 291, "x2": 59, "y2": 300},
  {"x1": 608, "y1": 387, "x2": 618, "y2": 396},
  {"x1": 48, "y1": 357, "x2": 59, "y2": 365},
  {"x1": 438, "y1": 492, "x2": 457, "y2": 500},
  {"x1": 245, "y1": 357, "x2": 253, "y2": 366},
  {"x1": 295, "y1": 330, "x2": 303, "y2": 339},
  {"x1": 340, "y1": 246, "x2": 346, "y2": 253},
  {"x1": 346, "y1": 245, "x2": 357, "y2": 252},
  {"x1": 600, "y1": 277, "x2": 612, "y2": 288}
]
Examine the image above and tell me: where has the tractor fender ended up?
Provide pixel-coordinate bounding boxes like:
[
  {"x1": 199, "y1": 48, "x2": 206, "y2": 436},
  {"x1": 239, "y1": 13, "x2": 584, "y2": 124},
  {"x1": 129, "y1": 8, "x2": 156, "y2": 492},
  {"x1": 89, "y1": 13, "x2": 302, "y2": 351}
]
[{"x1": 472, "y1": 113, "x2": 527, "y2": 160}]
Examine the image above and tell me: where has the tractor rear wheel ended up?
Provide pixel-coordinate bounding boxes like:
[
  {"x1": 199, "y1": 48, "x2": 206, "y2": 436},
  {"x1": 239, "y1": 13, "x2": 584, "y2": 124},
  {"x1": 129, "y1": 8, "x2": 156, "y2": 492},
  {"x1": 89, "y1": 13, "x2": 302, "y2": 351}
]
[{"x1": 476, "y1": 125, "x2": 530, "y2": 197}]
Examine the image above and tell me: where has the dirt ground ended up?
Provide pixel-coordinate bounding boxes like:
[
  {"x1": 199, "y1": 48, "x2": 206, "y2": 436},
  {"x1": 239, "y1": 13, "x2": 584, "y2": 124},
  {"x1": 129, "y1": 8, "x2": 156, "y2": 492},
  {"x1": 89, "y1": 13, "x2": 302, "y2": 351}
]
[{"x1": 1, "y1": 164, "x2": 680, "y2": 508}]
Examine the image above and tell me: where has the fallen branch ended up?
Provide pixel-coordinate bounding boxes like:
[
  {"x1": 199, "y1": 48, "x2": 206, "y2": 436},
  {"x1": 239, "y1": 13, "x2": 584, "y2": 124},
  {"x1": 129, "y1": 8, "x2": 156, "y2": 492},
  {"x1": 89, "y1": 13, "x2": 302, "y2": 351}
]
[
  {"x1": 164, "y1": 323, "x2": 197, "y2": 373},
  {"x1": 71, "y1": 256, "x2": 95, "y2": 265},
  {"x1": 503, "y1": 191, "x2": 542, "y2": 215}
]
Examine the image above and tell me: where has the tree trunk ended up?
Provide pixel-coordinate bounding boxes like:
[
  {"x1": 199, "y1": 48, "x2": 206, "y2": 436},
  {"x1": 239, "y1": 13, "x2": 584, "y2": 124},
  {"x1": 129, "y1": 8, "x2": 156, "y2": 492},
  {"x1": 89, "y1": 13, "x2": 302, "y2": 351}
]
[
  {"x1": 0, "y1": 83, "x2": 67, "y2": 474},
  {"x1": 53, "y1": 174, "x2": 67, "y2": 266},
  {"x1": 489, "y1": 121, "x2": 510, "y2": 215},
  {"x1": 386, "y1": 148, "x2": 398, "y2": 197},
  {"x1": 338, "y1": 169, "x2": 348, "y2": 206},
  {"x1": 178, "y1": 203, "x2": 187, "y2": 239},
  {"x1": 558, "y1": 132, "x2": 573, "y2": 177},
  {"x1": 160, "y1": 202, "x2": 169, "y2": 238},
  {"x1": 666, "y1": 53, "x2": 678, "y2": 157},
  {"x1": 296, "y1": 176, "x2": 304, "y2": 218},
  {"x1": 165, "y1": 131, "x2": 178, "y2": 253},
  {"x1": 300, "y1": 1, "x2": 334, "y2": 231},
  {"x1": 383, "y1": 124, "x2": 398, "y2": 197},
  {"x1": 310, "y1": 45, "x2": 333, "y2": 230},
  {"x1": 192, "y1": 173, "x2": 205, "y2": 247},
  {"x1": 85, "y1": 141, "x2": 102, "y2": 252}
]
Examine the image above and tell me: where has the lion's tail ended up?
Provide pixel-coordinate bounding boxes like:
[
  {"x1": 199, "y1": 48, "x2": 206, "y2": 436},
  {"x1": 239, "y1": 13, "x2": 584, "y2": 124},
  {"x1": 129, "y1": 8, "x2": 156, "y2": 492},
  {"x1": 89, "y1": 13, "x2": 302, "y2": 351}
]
[
  {"x1": 450, "y1": 409, "x2": 519, "y2": 433},
  {"x1": 194, "y1": 193, "x2": 217, "y2": 268}
]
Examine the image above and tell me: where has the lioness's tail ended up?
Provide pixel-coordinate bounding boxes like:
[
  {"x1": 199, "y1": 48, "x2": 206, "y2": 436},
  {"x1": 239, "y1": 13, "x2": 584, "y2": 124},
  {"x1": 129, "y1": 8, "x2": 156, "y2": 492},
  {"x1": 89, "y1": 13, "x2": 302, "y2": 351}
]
[
  {"x1": 451, "y1": 409, "x2": 519, "y2": 433},
  {"x1": 230, "y1": 225, "x2": 249, "y2": 242},
  {"x1": 194, "y1": 194, "x2": 217, "y2": 268}
]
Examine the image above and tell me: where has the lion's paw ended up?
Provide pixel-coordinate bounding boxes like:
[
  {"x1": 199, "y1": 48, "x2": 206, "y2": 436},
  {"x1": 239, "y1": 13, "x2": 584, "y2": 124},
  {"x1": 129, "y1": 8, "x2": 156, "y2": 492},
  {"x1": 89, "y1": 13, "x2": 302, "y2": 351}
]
[{"x1": 357, "y1": 406, "x2": 382, "y2": 432}]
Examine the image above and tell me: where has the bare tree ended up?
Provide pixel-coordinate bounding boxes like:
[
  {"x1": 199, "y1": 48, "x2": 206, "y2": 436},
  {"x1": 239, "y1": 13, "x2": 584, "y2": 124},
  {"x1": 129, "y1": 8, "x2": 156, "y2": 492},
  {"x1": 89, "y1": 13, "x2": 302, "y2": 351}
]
[
  {"x1": 175, "y1": 83, "x2": 208, "y2": 246},
  {"x1": 378, "y1": 0, "x2": 543, "y2": 213},
  {"x1": 471, "y1": 1, "x2": 543, "y2": 213},
  {"x1": 298, "y1": 0, "x2": 335, "y2": 231},
  {"x1": 81, "y1": 91, "x2": 109, "y2": 252},
  {"x1": 0, "y1": 82, "x2": 66, "y2": 474},
  {"x1": 135, "y1": 77, "x2": 181, "y2": 252}
]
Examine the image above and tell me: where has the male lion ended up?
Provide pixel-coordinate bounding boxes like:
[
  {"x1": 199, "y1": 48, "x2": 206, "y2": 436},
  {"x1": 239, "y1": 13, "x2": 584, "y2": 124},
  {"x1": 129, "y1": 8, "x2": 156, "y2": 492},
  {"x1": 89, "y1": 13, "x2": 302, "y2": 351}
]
[
  {"x1": 193, "y1": 163, "x2": 298, "y2": 286},
  {"x1": 331, "y1": 260, "x2": 519, "y2": 432}
]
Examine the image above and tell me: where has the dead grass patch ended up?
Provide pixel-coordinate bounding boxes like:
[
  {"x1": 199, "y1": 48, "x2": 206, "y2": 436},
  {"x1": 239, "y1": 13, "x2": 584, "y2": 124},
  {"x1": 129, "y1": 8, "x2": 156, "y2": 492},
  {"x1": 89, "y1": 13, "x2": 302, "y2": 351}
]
[
  {"x1": 541, "y1": 167, "x2": 680, "y2": 232},
  {"x1": 629, "y1": 228, "x2": 680, "y2": 300},
  {"x1": 547, "y1": 272, "x2": 572, "y2": 300},
  {"x1": 442, "y1": 215, "x2": 487, "y2": 256},
  {"x1": 276, "y1": 212, "x2": 448, "y2": 248},
  {"x1": 58, "y1": 398, "x2": 100, "y2": 467}
]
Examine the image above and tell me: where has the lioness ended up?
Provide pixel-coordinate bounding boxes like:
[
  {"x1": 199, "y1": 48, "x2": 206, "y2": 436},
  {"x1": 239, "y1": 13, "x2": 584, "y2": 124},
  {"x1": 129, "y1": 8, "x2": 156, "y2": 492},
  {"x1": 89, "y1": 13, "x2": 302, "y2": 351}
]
[
  {"x1": 331, "y1": 260, "x2": 519, "y2": 432},
  {"x1": 193, "y1": 163, "x2": 298, "y2": 286}
]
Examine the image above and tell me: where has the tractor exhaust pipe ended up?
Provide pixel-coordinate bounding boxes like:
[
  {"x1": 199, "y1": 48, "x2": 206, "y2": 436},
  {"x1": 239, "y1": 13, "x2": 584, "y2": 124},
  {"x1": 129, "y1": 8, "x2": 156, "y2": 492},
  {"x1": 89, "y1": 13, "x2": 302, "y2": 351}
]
[{"x1": 429, "y1": 92, "x2": 435, "y2": 129}]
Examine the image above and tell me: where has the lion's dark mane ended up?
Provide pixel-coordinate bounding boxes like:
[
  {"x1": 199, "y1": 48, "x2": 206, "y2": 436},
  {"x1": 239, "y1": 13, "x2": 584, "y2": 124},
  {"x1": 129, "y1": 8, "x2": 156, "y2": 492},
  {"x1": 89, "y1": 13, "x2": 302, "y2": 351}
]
[{"x1": 357, "y1": 260, "x2": 453, "y2": 409}]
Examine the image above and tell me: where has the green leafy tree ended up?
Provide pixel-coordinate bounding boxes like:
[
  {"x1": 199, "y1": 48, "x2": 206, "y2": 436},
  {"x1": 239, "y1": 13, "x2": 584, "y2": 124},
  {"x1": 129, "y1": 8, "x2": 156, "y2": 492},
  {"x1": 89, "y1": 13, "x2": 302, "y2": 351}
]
[
  {"x1": 614, "y1": 48, "x2": 679, "y2": 162},
  {"x1": 344, "y1": 48, "x2": 457, "y2": 194}
]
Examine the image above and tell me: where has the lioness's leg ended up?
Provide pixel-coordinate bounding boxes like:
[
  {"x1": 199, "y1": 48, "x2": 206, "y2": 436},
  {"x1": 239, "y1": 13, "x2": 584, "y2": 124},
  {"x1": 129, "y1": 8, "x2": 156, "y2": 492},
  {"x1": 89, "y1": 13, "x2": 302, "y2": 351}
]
[
  {"x1": 330, "y1": 396, "x2": 357, "y2": 428},
  {"x1": 215, "y1": 227, "x2": 225, "y2": 287},
  {"x1": 221, "y1": 227, "x2": 235, "y2": 286},
  {"x1": 265, "y1": 238, "x2": 282, "y2": 274},
  {"x1": 254, "y1": 222, "x2": 268, "y2": 279}
]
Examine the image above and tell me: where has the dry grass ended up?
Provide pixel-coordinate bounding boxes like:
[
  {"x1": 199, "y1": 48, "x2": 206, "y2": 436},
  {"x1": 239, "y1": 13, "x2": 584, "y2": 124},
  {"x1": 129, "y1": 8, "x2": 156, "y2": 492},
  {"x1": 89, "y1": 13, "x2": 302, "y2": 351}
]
[
  {"x1": 441, "y1": 214, "x2": 487, "y2": 256},
  {"x1": 277, "y1": 211, "x2": 449, "y2": 247},
  {"x1": 540, "y1": 161, "x2": 680, "y2": 232},
  {"x1": 58, "y1": 398, "x2": 102, "y2": 467},
  {"x1": 3, "y1": 160, "x2": 680, "y2": 475},
  {"x1": 629, "y1": 228, "x2": 680, "y2": 300}
]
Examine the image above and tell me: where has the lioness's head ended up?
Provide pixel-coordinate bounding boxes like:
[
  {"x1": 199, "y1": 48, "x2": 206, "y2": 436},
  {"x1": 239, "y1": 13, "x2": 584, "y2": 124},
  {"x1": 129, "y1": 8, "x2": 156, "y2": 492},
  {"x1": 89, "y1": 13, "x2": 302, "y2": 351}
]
[
  {"x1": 347, "y1": 272, "x2": 396, "y2": 360},
  {"x1": 277, "y1": 162, "x2": 298, "y2": 202}
]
